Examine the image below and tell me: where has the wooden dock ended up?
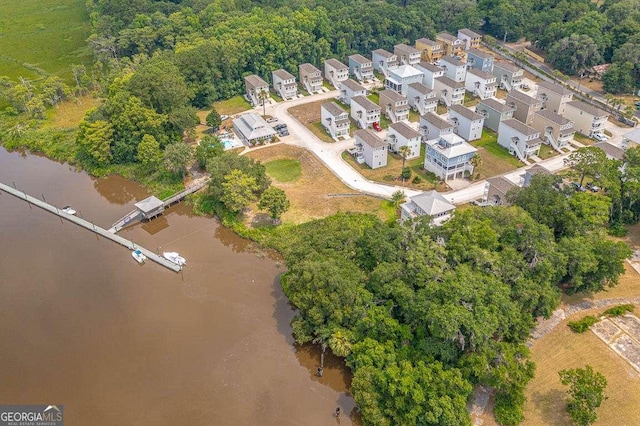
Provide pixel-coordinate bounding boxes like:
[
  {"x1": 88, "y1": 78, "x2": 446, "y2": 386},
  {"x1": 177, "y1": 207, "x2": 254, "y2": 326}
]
[
  {"x1": 0, "y1": 182, "x2": 182, "y2": 272},
  {"x1": 108, "y1": 178, "x2": 210, "y2": 233}
]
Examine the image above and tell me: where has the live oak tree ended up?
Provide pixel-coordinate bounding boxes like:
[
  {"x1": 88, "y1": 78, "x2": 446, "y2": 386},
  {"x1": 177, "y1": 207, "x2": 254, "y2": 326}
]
[
  {"x1": 221, "y1": 169, "x2": 259, "y2": 213},
  {"x1": 559, "y1": 366, "x2": 607, "y2": 426},
  {"x1": 77, "y1": 119, "x2": 114, "y2": 165},
  {"x1": 258, "y1": 186, "x2": 290, "y2": 222},
  {"x1": 136, "y1": 134, "x2": 162, "y2": 170},
  {"x1": 564, "y1": 147, "x2": 608, "y2": 187},
  {"x1": 206, "y1": 108, "x2": 222, "y2": 129},
  {"x1": 162, "y1": 142, "x2": 193, "y2": 177}
]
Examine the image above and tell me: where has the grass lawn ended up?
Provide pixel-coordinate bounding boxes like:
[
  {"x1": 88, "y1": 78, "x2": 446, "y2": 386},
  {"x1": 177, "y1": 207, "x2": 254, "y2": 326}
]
[
  {"x1": 573, "y1": 132, "x2": 593, "y2": 145},
  {"x1": 436, "y1": 104, "x2": 448, "y2": 114},
  {"x1": 264, "y1": 159, "x2": 301, "y2": 182},
  {"x1": 471, "y1": 129, "x2": 523, "y2": 179},
  {"x1": 495, "y1": 88, "x2": 508, "y2": 99},
  {"x1": 213, "y1": 96, "x2": 252, "y2": 116},
  {"x1": 538, "y1": 144, "x2": 558, "y2": 160},
  {"x1": 246, "y1": 144, "x2": 393, "y2": 223},
  {"x1": 309, "y1": 121, "x2": 335, "y2": 143},
  {"x1": 0, "y1": 0, "x2": 92, "y2": 82},
  {"x1": 289, "y1": 99, "x2": 340, "y2": 142},
  {"x1": 408, "y1": 109, "x2": 420, "y2": 123},
  {"x1": 43, "y1": 95, "x2": 101, "y2": 129},
  {"x1": 464, "y1": 93, "x2": 480, "y2": 107}
]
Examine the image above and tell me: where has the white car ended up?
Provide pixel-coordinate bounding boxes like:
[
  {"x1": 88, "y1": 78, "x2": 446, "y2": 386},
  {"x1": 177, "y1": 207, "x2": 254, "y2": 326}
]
[
  {"x1": 220, "y1": 114, "x2": 229, "y2": 121},
  {"x1": 592, "y1": 133, "x2": 608, "y2": 142}
]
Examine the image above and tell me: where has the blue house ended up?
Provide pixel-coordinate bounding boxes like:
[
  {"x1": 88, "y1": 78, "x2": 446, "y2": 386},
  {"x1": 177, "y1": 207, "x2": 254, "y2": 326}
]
[
  {"x1": 466, "y1": 49, "x2": 494, "y2": 74},
  {"x1": 424, "y1": 133, "x2": 477, "y2": 182}
]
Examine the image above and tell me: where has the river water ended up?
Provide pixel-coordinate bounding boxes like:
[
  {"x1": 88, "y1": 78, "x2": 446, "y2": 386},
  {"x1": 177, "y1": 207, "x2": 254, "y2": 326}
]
[{"x1": 0, "y1": 147, "x2": 357, "y2": 425}]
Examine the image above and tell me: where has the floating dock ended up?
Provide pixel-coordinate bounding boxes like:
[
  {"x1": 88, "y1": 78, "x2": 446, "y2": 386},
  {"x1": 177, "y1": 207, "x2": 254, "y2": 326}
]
[{"x1": 0, "y1": 182, "x2": 182, "y2": 272}]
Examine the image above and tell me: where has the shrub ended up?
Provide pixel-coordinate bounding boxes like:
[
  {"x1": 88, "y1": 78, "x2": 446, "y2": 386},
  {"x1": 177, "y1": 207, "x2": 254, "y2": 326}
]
[
  {"x1": 603, "y1": 304, "x2": 634, "y2": 317},
  {"x1": 400, "y1": 167, "x2": 412, "y2": 180},
  {"x1": 608, "y1": 222, "x2": 628, "y2": 237},
  {"x1": 412, "y1": 175, "x2": 421, "y2": 184},
  {"x1": 494, "y1": 391, "x2": 525, "y2": 426},
  {"x1": 567, "y1": 316, "x2": 599, "y2": 333}
]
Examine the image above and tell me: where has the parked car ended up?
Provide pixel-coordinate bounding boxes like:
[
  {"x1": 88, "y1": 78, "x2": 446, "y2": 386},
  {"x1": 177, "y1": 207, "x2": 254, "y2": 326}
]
[
  {"x1": 592, "y1": 133, "x2": 608, "y2": 142},
  {"x1": 521, "y1": 83, "x2": 530, "y2": 90},
  {"x1": 220, "y1": 114, "x2": 229, "y2": 121},
  {"x1": 274, "y1": 123, "x2": 287, "y2": 130},
  {"x1": 586, "y1": 182, "x2": 600, "y2": 192},
  {"x1": 278, "y1": 131, "x2": 289, "y2": 137},
  {"x1": 372, "y1": 122, "x2": 382, "y2": 132},
  {"x1": 266, "y1": 117, "x2": 278, "y2": 123},
  {"x1": 573, "y1": 182, "x2": 587, "y2": 192}
]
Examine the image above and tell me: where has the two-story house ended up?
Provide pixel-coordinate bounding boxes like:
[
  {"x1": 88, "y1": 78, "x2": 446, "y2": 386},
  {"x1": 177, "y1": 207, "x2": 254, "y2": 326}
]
[
  {"x1": 372, "y1": 49, "x2": 398, "y2": 77},
  {"x1": 458, "y1": 29, "x2": 482, "y2": 50},
  {"x1": 476, "y1": 98, "x2": 515, "y2": 132},
  {"x1": 379, "y1": 89, "x2": 410, "y2": 123},
  {"x1": 387, "y1": 121, "x2": 422, "y2": 159},
  {"x1": 466, "y1": 49, "x2": 494, "y2": 74},
  {"x1": 448, "y1": 104, "x2": 485, "y2": 141},
  {"x1": 497, "y1": 119, "x2": 542, "y2": 161},
  {"x1": 414, "y1": 62, "x2": 445, "y2": 89},
  {"x1": 440, "y1": 55, "x2": 467, "y2": 83},
  {"x1": 271, "y1": 69, "x2": 297, "y2": 100},
  {"x1": 532, "y1": 110, "x2": 574, "y2": 152},
  {"x1": 493, "y1": 62, "x2": 524, "y2": 92},
  {"x1": 436, "y1": 32, "x2": 465, "y2": 59},
  {"x1": 464, "y1": 68, "x2": 497, "y2": 99},
  {"x1": 385, "y1": 65, "x2": 424, "y2": 95},
  {"x1": 348, "y1": 54, "x2": 374, "y2": 82},
  {"x1": 419, "y1": 112, "x2": 454, "y2": 141},
  {"x1": 299, "y1": 63, "x2": 323, "y2": 94},
  {"x1": 244, "y1": 75, "x2": 269, "y2": 107},
  {"x1": 424, "y1": 132, "x2": 477, "y2": 181},
  {"x1": 563, "y1": 100, "x2": 609, "y2": 138},
  {"x1": 434, "y1": 76, "x2": 465, "y2": 106},
  {"x1": 506, "y1": 90, "x2": 543, "y2": 125},
  {"x1": 394, "y1": 43, "x2": 421, "y2": 66},
  {"x1": 484, "y1": 176, "x2": 517, "y2": 206},
  {"x1": 407, "y1": 82, "x2": 437, "y2": 115},
  {"x1": 351, "y1": 95, "x2": 381, "y2": 129},
  {"x1": 415, "y1": 38, "x2": 444, "y2": 63},
  {"x1": 355, "y1": 128, "x2": 387, "y2": 169},
  {"x1": 324, "y1": 58, "x2": 349, "y2": 89},
  {"x1": 339, "y1": 79, "x2": 367, "y2": 105},
  {"x1": 536, "y1": 80, "x2": 573, "y2": 115},
  {"x1": 233, "y1": 112, "x2": 276, "y2": 145},
  {"x1": 400, "y1": 191, "x2": 456, "y2": 224},
  {"x1": 321, "y1": 102, "x2": 350, "y2": 139}
]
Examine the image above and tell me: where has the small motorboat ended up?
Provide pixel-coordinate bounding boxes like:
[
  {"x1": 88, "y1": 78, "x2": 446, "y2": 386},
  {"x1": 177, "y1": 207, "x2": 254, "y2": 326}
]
[
  {"x1": 131, "y1": 249, "x2": 146, "y2": 264},
  {"x1": 163, "y1": 251, "x2": 186, "y2": 266},
  {"x1": 61, "y1": 205, "x2": 76, "y2": 215}
]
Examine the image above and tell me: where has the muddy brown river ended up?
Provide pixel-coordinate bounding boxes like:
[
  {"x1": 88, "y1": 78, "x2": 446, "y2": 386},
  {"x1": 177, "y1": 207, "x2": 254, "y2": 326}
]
[{"x1": 0, "y1": 147, "x2": 357, "y2": 425}]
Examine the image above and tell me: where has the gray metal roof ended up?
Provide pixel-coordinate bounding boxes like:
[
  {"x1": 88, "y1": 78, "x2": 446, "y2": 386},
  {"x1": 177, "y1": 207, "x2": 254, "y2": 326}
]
[
  {"x1": 410, "y1": 190, "x2": 455, "y2": 216},
  {"x1": 322, "y1": 102, "x2": 346, "y2": 117},
  {"x1": 477, "y1": 98, "x2": 515, "y2": 113},
  {"x1": 351, "y1": 95, "x2": 380, "y2": 112},
  {"x1": 355, "y1": 128, "x2": 386, "y2": 148},
  {"x1": 421, "y1": 112, "x2": 453, "y2": 129},
  {"x1": 135, "y1": 196, "x2": 164, "y2": 213},
  {"x1": 325, "y1": 58, "x2": 348, "y2": 70},
  {"x1": 449, "y1": 104, "x2": 484, "y2": 122},
  {"x1": 502, "y1": 118, "x2": 539, "y2": 136},
  {"x1": 233, "y1": 112, "x2": 277, "y2": 141},
  {"x1": 566, "y1": 100, "x2": 608, "y2": 118}
]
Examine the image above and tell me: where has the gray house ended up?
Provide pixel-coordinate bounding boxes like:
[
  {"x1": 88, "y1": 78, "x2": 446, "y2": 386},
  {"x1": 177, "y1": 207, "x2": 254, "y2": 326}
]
[
  {"x1": 372, "y1": 49, "x2": 399, "y2": 77},
  {"x1": 324, "y1": 58, "x2": 349, "y2": 88},
  {"x1": 419, "y1": 112, "x2": 454, "y2": 140},
  {"x1": 448, "y1": 104, "x2": 484, "y2": 141},
  {"x1": 493, "y1": 62, "x2": 524, "y2": 92},
  {"x1": 476, "y1": 98, "x2": 515, "y2": 132},
  {"x1": 233, "y1": 112, "x2": 277, "y2": 145},
  {"x1": 339, "y1": 79, "x2": 367, "y2": 105},
  {"x1": 349, "y1": 54, "x2": 374, "y2": 82},
  {"x1": 466, "y1": 48, "x2": 494, "y2": 74}
]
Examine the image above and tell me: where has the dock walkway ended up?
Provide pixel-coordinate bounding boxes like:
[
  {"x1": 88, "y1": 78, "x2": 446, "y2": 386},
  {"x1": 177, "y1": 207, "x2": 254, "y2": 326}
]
[{"x1": 0, "y1": 182, "x2": 182, "y2": 272}]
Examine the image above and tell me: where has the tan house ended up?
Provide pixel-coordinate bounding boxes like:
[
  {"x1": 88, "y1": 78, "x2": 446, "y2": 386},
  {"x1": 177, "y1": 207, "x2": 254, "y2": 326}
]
[
  {"x1": 563, "y1": 100, "x2": 608, "y2": 138},
  {"x1": 434, "y1": 76, "x2": 465, "y2": 106},
  {"x1": 415, "y1": 38, "x2": 443, "y2": 63},
  {"x1": 379, "y1": 89, "x2": 410, "y2": 123},
  {"x1": 299, "y1": 63, "x2": 323, "y2": 94},
  {"x1": 536, "y1": 81, "x2": 573, "y2": 115},
  {"x1": 324, "y1": 58, "x2": 349, "y2": 88},
  {"x1": 506, "y1": 90, "x2": 543, "y2": 125},
  {"x1": 394, "y1": 43, "x2": 421, "y2": 66},
  {"x1": 484, "y1": 176, "x2": 517, "y2": 206},
  {"x1": 457, "y1": 29, "x2": 482, "y2": 50},
  {"x1": 532, "y1": 110, "x2": 574, "y2": 152},
  {"x1": 244, "y1": 75, "x2": 269, "y2": 107},
  {"x1": 436, "y1": 32, "x2": 465, "y2": 59}
]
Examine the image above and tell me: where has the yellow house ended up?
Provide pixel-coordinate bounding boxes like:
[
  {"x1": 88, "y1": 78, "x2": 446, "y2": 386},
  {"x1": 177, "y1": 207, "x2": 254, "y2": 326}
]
[{"x1": 415, "y1": 38, "x2": 443, "y2": 63}]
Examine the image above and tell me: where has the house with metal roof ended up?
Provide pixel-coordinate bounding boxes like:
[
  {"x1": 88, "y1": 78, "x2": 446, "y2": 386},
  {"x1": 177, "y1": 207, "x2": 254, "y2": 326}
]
[
  {"x1": 232, "y1": 112, "x2": 277, "y2": 145},
  {"x1": 400, "y1": 191, "x2": 456, "y2": 224},
  {"x1": 385, "y1": 65, "x2": 424, "y2": 95},
  {"x1": 424, "y1": 133, "x2": 477, "y2": 181}
]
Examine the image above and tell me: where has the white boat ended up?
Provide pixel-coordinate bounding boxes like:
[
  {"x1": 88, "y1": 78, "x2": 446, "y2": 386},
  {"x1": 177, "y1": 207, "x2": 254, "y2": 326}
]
[
  {"x1": 61, "y1": 205, "x2": 76, "y2": 215},
  {"x1": 163, "y1": 251, "x2": 186, "y2": 266},
  {"x1": 131, "y1": 249, "x2": 146, "y2": 264}
]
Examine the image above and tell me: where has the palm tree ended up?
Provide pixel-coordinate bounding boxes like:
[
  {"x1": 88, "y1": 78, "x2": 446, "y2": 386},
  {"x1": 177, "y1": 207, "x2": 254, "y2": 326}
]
[
  {"x1": 391, "y1": 190, "x2": 406, "y2": 212},
  {"x1": 258, "y1": 89, "x2": 268, "y2": 116},
  {"x1": 398, "y1": 145, "x2": 411, "y2": 169}
]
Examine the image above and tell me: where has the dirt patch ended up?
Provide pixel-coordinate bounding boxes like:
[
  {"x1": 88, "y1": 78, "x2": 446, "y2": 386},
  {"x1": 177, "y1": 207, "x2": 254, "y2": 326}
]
[
  {"x1": 289, "y1": 99, "x2": 326, "y2": 124},
  {"x1": 246, "y1": 144, "x2": 389, "y2": 224}
]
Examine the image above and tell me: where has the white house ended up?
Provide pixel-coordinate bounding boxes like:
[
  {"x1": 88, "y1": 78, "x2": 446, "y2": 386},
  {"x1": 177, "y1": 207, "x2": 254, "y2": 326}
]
[
  {"x1": 299, "y1": 63, "x2": 323, "y2": 94},
  {"x1": 387, "y1": 121, "x2": 421, "y2": 159},
  {"x1": 324, "y1": 58, "x2": 349, "y2": 89},
  {"x1": 272, "y1": 69, "x2": 297, "y2": 100},
  {"x1": 400, "y1": 191, "x2": 456, "y2": 224},
  {"x1": 464, "y1": 68, "x2": 497, "y2": 100},
  {"x1": 440, "y1": 55, "x2": 467, "y2": 83},
  {"x1": 385, "y1": 65, "x2": 424, "y2": 95},
  {"x1": 244, "y1": 75, "x2": 269, "y2": 107},
  {"x1": 424, "y1": 133, "x2": 477, "y2": 181},
  {"x1": 419, "y1": 112, "x2": 454, "y2": 140},
  {"x1": 379, "y1": 89, "x2": 410, "y2": 123},
  {"x1": 394, "y1": 43, "x2": 421, "y2": 66},
  {"x1": 233, "y1": 112, "x2": 276, "y2": 145},
  {"x1": 339, "y1": 79, "x2": 367, "y2": 105},
  {"x1": 535, "y1": 80, "x2": 573, "y2": 115},
  {"x1": 493, "y1": 62, "x2": 524, "y2": 92},
  {"x1": 351, "y1": 95, "x2": 381, "y2": 129},
  {"x1": 434, "y1": 76, "x2": 465, "y2": 106},
  {"x1": 458, "y1": 28, "x2": 482, "y2": 50},
  {"x1": 355, "y1": 128, "x2": 387, "y2": 169},
  {"x1": 532, "y1": 110, "x2": 574, "y2": 152},
  {"x1": 407, "y1": 82, "x2": 437, "y2": 115},
  {"x1": 321, "y1": 102, "x2": 350, "y2": 139},
  {"x1": 448, "y1": 104, "x2": 485, "y2": 141},
  {"x1": 563, "y1": 100, "x2": 608, "y2": 138},
  {"x1": 497, "y1": 118, "x2": 542, "y2": 162},
  {"x1": 372, "y1": 49, "x2": 398, "y2": 77},
  {"x1": 414, "y1": 62, "x2": 445, "y2": 89},
  {"x1": 349, "y1": 54, "x2": 374, "y2": 82}
]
